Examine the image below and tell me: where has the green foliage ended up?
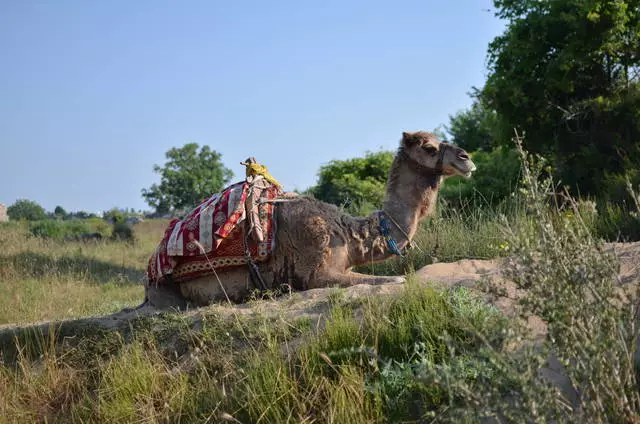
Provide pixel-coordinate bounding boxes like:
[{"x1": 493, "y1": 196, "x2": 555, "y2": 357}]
[
  {"x1": 0, "y1": 280, "x2": 506, "y2": 423},
  {"x1": 358, "y1": 196, "x2": 526, "y2": 277},
  {"x1": 67, "y1": 210, "x2": 98, "y2": 220},
  {"x1": 484, "y1": 0, "x2": 640, "y2": 196},
  {"x1": 97, "y1": 343, "x2": 189, "y2": 423},
  {"x1": 141, "y1": 143, "x2": 234, "y2": 213},
  {"x1": 447, "y1": 94, "x2": 500, "y2": 151},
  {"x1": 7, "y1": 199, "x2": 47, "y2": 221},
  {"x1": 447, "y1": 135, "x2": 640, "y2": 422},
  {"x1": 440, "y1": 146, "x2": 521, "y2": 208},
  {"x1": 53, "y1": 206, "x2": 67, "y2": 219},
  {"x1": 592, "y1": 200, "x2": 640, "y2": 240},
  {"x1": 27, "y1": 219, "x2": 109, "y2": 239},
  {"x1": 87, "y1": 218, "x2": 112, "y2": 237},
  {"x1": 236, "y1": 282, "x2": 506, "y2": 423},
  {"x1": 28, "y1": 220, "x2": 68, "y2": 238},
  {"x1": 308, "y1": 150, "x2": 394, "y2": 215},
  {"x1": 103, "y1": 207, "x2": 125, "y2": 224},
  {"x1": 112, "y1": 222, "x2": 134, "y2": 241}
]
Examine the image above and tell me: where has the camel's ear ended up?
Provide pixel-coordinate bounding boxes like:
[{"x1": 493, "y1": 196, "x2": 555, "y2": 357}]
[{"x1": 402, "y1": 131, "x2": 417, "y2": 146}]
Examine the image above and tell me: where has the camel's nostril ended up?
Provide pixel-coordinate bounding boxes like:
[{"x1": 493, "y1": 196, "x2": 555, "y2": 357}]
[{"x1": 458, "y1": 152, "x2": 470, "y2": 160}]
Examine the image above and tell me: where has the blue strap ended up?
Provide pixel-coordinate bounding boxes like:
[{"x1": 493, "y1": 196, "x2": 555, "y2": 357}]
[{"x1": 378, "y1": 211, "x2": 404, "y2": 256}]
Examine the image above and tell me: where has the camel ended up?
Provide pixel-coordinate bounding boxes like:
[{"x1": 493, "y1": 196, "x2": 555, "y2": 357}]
[{"x1": 145, "y1": 131, "x2": 476, "y2": 309}]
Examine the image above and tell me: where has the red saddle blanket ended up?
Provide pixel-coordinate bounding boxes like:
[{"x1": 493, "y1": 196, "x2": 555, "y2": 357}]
[{"x1": 146, "y1": 181, "x2": 279, "y2": 285}]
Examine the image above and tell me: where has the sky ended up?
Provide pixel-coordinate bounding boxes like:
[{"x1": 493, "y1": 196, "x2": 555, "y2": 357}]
[{"x1": 0, "y1": 0, "x2": 505, "y2": 213}]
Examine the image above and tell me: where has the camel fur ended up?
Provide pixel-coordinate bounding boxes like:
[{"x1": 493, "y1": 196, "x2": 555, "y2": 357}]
[{"x1": 145, "y1": 131, "x2": 476, "y2": 308}]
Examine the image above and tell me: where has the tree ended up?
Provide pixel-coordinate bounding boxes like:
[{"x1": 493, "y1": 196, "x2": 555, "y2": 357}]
[
  {"x1": 308, "y1": 150, "x2": 394, "y2": 214},
  {"x1": 142, "y1": 143, "x2": 234, "y2": 213},
  {"x1": 7, "y1": 199, "x2": 47, "y2": 221},
  {"x1": 447, "y1": 92, "x2": 500, "y2": 152},
  {"x1": 54, "y1": 205, "x2": 67, "y2": 219},
  {"x1": 483, "y1": 0, "x2": 640, "y2": 197}
]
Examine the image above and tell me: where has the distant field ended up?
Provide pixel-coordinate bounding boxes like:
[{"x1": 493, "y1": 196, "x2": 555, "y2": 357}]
[{"x1": 0, "y1": 219, "x2": 168, "y2": 325}]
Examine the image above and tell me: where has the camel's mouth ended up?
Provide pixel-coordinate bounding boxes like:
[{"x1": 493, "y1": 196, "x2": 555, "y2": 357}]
[{"x1": 449, "y1": 160, "x2": 476, "y2": 178}]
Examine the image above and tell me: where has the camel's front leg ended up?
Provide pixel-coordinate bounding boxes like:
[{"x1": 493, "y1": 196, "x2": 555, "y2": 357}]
[{"x1": 311, "y1": 271, "x2": 405, "y2": 289}]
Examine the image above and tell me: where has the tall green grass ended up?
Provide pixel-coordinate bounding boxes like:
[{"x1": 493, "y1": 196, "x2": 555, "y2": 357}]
[
  {"x1": 362, "y1": 195, "x2": 529, "y2": 276},
  {"x1": 0, "y1": 280, "x2": 506, "y2": 423}
]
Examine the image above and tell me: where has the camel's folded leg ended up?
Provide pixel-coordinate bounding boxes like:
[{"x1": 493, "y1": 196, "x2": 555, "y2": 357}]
[{"x1": 313, "y1": 271, "x2": 405, "y2": 288}]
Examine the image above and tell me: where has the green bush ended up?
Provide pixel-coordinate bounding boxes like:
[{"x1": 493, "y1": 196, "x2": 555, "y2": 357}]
[
  {"x1": 591, "y1": 201, "x2": 640, "y2": 241},
  {"x1": 27, "y1": 219, "x2": 110, "y2": 239},
  {"x1": 111, "y1": 222, "x2": 133, "y2": 241},
  {"x1": 7, "y1": 199, "x2": 47, "y2": 221},
  {"x1": 434, "y1": 133, "x2": 640, "y2": 422},
  {"x1": 308, "y1": 150, "x2": 394, "y2": 214},
  {"x1": 440, "y1": 146, "x2": 521, "y2": 208},
  {"x1": 28, "y1": 220, "x2": 66, "y2": 238},
  {"x1": 86, "y1": 218, "x2": 112, "y2": 237},
  {"x1": 29, "y1": 220, "x2": 93, "y2": 239}
]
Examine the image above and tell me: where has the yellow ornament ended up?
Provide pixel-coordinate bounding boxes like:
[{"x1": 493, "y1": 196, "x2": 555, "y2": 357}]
[{"x1": 240, "y1": 157, "x2": 281, "y2": 188}]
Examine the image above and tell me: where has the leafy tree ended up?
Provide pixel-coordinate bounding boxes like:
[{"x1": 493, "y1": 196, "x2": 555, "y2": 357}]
[
  {"x1": 54, "y1": 205, "x2": 67, "y2": 219},
  {"x1": 7, "y1": 199, "x2": 47, "y2": 221},
  {"x1": 483, "y1": 0, "x2": 640, "y2": 196},
  {"x1": 142, "y1": 143, "x2": 233, "y2": 213},
  {"x1": 308, "y1": 150, "x2": 394, "y2": 214},
  {"x1": 447, "y1": 93, "x2": 500, "y2": 152}
]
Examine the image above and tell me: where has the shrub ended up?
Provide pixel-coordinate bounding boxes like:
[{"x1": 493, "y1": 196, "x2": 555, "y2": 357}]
[
  {"x1": 7, "y1": 199, "x2": 47, "y2": 221},
  {"x1": 307, "y1": 150, "x2": 394, "y2": 214},
  {"x1": 111, "y1": 222, "x2": 133, "y2": 241},
  {"x1": 86, "y1": 218, "x2": 112, "y2": 237},
  {"x1": 432, "y1": 131, "x2": 640, "y2": 422},
  {"x1": 103, "y1": 208, "x2": 125, "y2": 224},
  {"x1": 27, "y1": 219, "x2": 107, "y2": 239},
  {"x1": 440, "y1": 146, "x2": 521, "y2": 208},
  {"x1": 53, "y1": 206, "x2": 67, "y2": 219},
  {"x1": 28, "y1": 220, "x2": 67, "y2": 238},
  {"x1": 591, "y1": 201, "x2": 640, "y2": 241}
]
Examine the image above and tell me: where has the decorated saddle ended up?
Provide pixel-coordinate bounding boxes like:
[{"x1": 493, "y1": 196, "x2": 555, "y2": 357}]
[{"x1": 146, "y1": 159, "x2": 289, "y2": 286}]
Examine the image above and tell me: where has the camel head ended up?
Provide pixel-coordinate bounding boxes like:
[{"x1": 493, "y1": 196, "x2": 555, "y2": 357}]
[{"x1": 400, "y1": 131, "x2": 476, "y2": 178}]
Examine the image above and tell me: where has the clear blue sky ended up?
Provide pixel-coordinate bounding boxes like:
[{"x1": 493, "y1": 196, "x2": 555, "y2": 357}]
[{"x1": 0, "y1": 0, "x2": 504, "y2": 213}]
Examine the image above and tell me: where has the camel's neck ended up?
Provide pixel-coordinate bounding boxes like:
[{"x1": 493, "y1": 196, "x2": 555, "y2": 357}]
[
  {"x1": 347, "y1": 155, "x2": 441, "y2": 268},
  {"x1": 381, "y1": 157, "x2": 441, "y2": 247}
]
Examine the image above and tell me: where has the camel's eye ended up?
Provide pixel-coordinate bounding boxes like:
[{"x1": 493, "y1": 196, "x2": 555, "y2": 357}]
[{"x1": 422, "y1": 145, "x2": 437, "y2": 155}]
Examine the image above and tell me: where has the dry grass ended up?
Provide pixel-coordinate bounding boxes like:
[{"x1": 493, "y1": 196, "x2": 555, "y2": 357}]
[{"x1": 0, "y1": 220, "x2": 167, "y2": 325}]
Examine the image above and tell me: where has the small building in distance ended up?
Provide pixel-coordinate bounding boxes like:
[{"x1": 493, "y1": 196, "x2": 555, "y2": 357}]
[{"x1": 0, "y1": 204, "x2": 7, "y2": 222}]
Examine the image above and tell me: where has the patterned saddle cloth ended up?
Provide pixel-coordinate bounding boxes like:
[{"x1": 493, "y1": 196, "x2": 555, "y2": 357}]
[{"x1": 146, "y1": 177, "x2": 281, "y2": 286}]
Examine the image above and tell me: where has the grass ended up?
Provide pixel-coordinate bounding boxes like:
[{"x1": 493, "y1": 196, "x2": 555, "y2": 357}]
[
  {"x1": 360, "y1": 196, "x2": 530, "y2": 276},
  {"x1": 0, "y1": 219, "x2": 167, "y2": 325},
  {"x1": 0, "y1": 279, "x2": 507, "y2": 423},
  {"x1": 0, "y1": 214, "x2": 509, "y2": 423}
]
